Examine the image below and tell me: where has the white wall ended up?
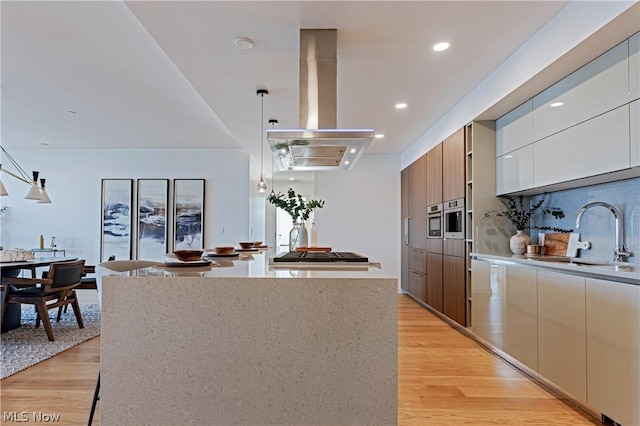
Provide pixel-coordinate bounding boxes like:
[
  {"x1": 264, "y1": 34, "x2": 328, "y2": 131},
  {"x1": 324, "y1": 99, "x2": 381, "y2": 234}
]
[
  {"x1": 0, "y1": 148, "x2": 250, "y2": 265},
  {"x1": 314, "y1": 155, "x2": 401, "y2": 281}
]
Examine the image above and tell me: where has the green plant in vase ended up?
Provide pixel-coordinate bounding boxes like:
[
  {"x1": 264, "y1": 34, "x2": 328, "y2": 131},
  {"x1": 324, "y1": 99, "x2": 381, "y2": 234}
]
[
  {"x1": 267, "y1": 188, "x2": 325, "y2": 250},
  {"x1": 483, "y1": 193, "x2": 572, "y2": 254}
]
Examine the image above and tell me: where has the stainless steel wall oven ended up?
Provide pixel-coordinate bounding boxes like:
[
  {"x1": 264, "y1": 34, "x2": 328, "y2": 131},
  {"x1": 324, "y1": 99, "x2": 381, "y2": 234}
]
[
  {"x1": 444, "y1": 198, "x2": 465, "y2": 239},
  {"x1": 427, "y1": 203, "x2": 443, "y2": 238}
]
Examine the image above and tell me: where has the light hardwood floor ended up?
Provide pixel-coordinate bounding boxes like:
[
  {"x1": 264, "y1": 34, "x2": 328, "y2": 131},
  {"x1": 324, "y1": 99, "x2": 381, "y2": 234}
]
[{"x1": 1, "y1": 295, "x2": 600, "y2": 425}]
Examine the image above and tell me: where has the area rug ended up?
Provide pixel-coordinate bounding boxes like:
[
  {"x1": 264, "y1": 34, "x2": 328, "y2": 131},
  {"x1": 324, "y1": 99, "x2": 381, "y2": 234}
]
[{"x1": 0, "y1": 304, "x2": 101, "y2": 379}]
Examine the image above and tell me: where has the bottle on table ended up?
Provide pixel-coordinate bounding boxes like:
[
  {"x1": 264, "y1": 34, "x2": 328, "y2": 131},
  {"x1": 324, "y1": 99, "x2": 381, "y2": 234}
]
[{"x1": 39, "y1": 235, "x2": 44, "y2": 249}]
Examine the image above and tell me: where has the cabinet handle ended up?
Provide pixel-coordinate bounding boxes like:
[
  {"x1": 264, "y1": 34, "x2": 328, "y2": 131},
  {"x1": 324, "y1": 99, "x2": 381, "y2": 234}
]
[{"x1": 404, "y1": 217, "x2": 411, "y2": 246}]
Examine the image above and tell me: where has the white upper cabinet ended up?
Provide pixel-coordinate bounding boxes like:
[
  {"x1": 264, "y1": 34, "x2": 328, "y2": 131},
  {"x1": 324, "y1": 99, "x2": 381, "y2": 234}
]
[
  {"x1": 630, "y1": 32, "x2": 639, "y2": 101},
  {"x1": 496, "y1": 100, "x2": 533, "y2": 156},
  {"x1": 532, "y1": 40, "x2": 629, "y2": 142},
  {"x1": 496, "y1": 145, "x2": 533, "y2": 195},
  {"x1": 533, "y1": 104, "x2": 630, "y2": 188},
  {"x1": 631, "y1": 100, "x2": 639, "y2": 167}
]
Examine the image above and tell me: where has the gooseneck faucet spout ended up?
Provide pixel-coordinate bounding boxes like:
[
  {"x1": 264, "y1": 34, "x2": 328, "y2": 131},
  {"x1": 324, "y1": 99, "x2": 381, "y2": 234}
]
[{"x1": 576, "y1": 202, "x2": 629, "y2": 262}]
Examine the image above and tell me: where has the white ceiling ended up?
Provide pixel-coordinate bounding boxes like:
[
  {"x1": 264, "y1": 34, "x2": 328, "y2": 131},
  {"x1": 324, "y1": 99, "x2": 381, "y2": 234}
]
[{"x1": 1, "y1": 1, "x2": 635, "y2": 175}]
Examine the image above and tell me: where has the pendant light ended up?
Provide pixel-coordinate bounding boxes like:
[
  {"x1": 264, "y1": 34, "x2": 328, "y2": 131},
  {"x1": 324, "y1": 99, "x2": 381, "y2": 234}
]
[
  {"x1": 256, "y1": 89, "x2": 268, "y2": 193},
  {"x1": 268, "y1": 119, "x2": 278, "y2": 197},
  {"x1": 0, "y1": 147, "x2": 51, "y2": 202}
]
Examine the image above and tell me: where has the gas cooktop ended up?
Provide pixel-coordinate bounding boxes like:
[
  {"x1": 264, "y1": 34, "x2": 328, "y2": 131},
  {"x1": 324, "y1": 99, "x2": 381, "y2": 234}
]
[{"x1": 272, "y1": 251, "x2": 369, "y2": 263}]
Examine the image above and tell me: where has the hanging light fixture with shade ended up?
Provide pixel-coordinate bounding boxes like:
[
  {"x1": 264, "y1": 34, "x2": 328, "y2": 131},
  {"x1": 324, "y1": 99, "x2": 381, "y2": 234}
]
[
  {"x1": 268, "y1": 119, "x2": 278, "y2": 198},
  {"x1": 0, "y1": 146, "x2": 51, "y2": 203},
  {"x1": 256, "y1": 89, "x2": 269, "y2": 193}
]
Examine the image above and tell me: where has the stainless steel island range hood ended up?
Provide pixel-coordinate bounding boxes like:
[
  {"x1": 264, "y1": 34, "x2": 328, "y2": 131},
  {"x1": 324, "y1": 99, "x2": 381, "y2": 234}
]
[{"x1": 266, "y1": 29, "x2": 374, "y2": 171}]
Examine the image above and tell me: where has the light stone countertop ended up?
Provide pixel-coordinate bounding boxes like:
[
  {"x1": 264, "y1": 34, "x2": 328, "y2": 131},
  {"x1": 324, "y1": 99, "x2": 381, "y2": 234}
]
[
  {"x1": 472, "y1": 252, "x2": 639, "y2": 285},
  {"x1": 121, "y1": 248, "x2": 396, "y2": 280}
]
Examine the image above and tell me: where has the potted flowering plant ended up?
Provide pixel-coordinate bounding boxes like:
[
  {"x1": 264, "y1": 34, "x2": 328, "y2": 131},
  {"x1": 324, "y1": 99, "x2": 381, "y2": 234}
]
[{"x1": 267, "y1": 188, "x2": 325, "y2": 250}]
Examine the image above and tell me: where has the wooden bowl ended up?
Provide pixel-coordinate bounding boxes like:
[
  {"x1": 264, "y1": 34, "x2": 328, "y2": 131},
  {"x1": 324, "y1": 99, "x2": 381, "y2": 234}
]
[
  {"x1": 174, "y1": 250, "x2": 203, "y2": 262},
  {"x1": 215, "y1": 246, "x2": 235, "y2": 255},
  {"x1": 238, "y1": 242, "x2": 254, "y2": 249},
  {"x1": 253, "y1": 241, "x2": 263, "y2": 247}
]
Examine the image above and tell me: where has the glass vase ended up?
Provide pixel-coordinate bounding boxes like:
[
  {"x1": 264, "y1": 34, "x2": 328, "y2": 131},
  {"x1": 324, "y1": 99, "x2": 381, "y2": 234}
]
[{"x1": 289, "y1": 223, "x2": 301, "y2": 252}]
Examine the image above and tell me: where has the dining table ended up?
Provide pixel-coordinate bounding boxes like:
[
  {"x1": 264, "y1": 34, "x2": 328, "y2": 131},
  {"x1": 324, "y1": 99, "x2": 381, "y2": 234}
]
[{"x1": 1, "y1": 256, "x2": 79, "y2": 333}]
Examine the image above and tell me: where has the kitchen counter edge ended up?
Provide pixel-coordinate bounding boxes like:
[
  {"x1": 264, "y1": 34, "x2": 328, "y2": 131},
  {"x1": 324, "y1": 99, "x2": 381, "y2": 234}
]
[{"x1": 471, "y1": 252, "x2": 640, "y2": 285}]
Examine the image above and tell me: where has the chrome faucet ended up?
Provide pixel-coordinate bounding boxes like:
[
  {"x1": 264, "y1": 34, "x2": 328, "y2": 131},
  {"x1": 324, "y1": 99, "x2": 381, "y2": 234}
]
[{"x1": 576, "y1": 202, "x2": 630, "y2": 262}]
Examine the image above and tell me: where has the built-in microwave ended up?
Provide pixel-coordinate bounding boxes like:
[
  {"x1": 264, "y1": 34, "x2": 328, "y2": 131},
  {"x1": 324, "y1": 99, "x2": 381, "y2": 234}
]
[
  {"x1": 427, "y1": 203, "x2": 443, "y2": 238},
  {"x1": 444, "y1": 198, "x2": 465, "y2": 239}
]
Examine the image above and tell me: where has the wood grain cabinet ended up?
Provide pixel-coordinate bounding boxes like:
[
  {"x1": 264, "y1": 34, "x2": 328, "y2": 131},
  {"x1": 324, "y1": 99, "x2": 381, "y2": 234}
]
[
  {"x1": 586, "y1": 277, "x2": 640, "y2": 426},
  {"x1": 409, "y1": 269, "x2": 426, "y2": 304},
  {"x1": 409, "y1": 155, "x2": 427, "y2": 250},
  {"x1": 401, "y1": 168, "x2": 410, "y2": 292},
  {"x1": 537, "y1": 271, "x2": 587, "y2": 403},
  {"x1": 426, "y1": 252, "x2": 443, "y2": 313},
  {"x1": 442, "y1": 128, "x2": 465, "y2": 202},
  {"x1": 426, "y1": 142, "x2": 443, "y2": 205},
  {"x1": 443, "y1": 253, "x2": 466, "y2": 326},
  {"x1": 408, "y1": 249, "x2": 427, "y2": 302}
]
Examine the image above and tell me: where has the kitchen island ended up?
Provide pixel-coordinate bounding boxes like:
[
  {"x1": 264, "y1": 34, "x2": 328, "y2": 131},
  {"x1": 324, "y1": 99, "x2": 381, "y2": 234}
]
[{"x1": 100, "y1": 250, "x2": 397, "y2": 425}]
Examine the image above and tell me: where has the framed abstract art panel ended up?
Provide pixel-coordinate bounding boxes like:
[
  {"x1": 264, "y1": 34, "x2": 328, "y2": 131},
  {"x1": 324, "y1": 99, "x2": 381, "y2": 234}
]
[
  {"x1": 173, "y1": 179, "x2": 205, "y2": 250},
  {"x1": 101, "y1": 179, "x2": 133, "y2": 261},
  {"x1": 137, "y1": 179, "x2": 169, "y2": 261}
]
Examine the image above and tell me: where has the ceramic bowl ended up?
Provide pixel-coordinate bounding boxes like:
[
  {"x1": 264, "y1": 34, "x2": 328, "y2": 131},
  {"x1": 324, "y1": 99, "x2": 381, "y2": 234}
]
[
  {"x1": 215, "y1": 246, "x2": 235, "y2": 255},
  {"x1": 174, "y1": 250, "x2": 204, "y2": 262},
  {"x1": 238, "y1": 242, "x2": 254, "y2": 249}
]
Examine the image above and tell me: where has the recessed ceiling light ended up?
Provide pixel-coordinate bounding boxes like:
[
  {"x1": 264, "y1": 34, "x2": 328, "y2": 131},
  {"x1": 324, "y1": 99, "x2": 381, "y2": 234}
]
[
  {"x1": 395, "y1": 103, "x2": 407, "y2": 109},
  {"x1": 550, "y1": 102, "x2": 564, "y2": 107},
  {"x1": 375, "y1": 134, "x2": 385, "y2": 139},
  {"x1": 344, "y1": 160, "x2": 350, "y2": 165},
  {"x1": 66, "y1": 110, "x2": 77, "y2": 115},
  {"x1": 234, "y1": 37, "x2": 254, "y2": 49},
  {"x1": 433, "y1": 42, "x2": 450, "y2": 52},
  {"x1": 505, "y1": 155, "x2": 513, "y2": 159},
  {"x1": 288, "y1": 177, "x2": 295, "y2": 181},
  {"x1": 350, "y1": 148, "x2": 356, "y2": 153}
]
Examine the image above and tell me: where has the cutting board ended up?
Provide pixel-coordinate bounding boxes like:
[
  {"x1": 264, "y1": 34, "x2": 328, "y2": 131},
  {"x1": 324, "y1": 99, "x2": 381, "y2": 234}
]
[
  {"x1": 541, "y1": 233, "x2": 571, "y2": 256},
  {"x1": 539, "y1": 233, "x2": 589, "y2": 257}
]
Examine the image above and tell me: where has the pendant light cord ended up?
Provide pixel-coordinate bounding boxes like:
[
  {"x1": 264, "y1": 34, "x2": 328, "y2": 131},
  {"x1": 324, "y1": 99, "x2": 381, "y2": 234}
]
[
  {"x1": 260, "y1": 93, "x2": 264, "y2": 178},
  {"x1": 256, "y1": 89, "x2": 268, "y2": 193}
]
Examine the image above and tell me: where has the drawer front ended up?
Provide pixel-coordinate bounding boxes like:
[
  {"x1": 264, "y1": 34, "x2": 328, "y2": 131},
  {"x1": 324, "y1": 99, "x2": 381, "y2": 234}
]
[{"x1": 409, "y1": 249, "x2": 426, "y2": 274}]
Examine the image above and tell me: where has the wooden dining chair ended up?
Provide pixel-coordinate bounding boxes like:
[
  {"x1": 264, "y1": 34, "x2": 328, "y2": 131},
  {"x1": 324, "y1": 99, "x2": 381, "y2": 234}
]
[{"x1": 0, "y1": 259, "x2": 86, "y2": 341}]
